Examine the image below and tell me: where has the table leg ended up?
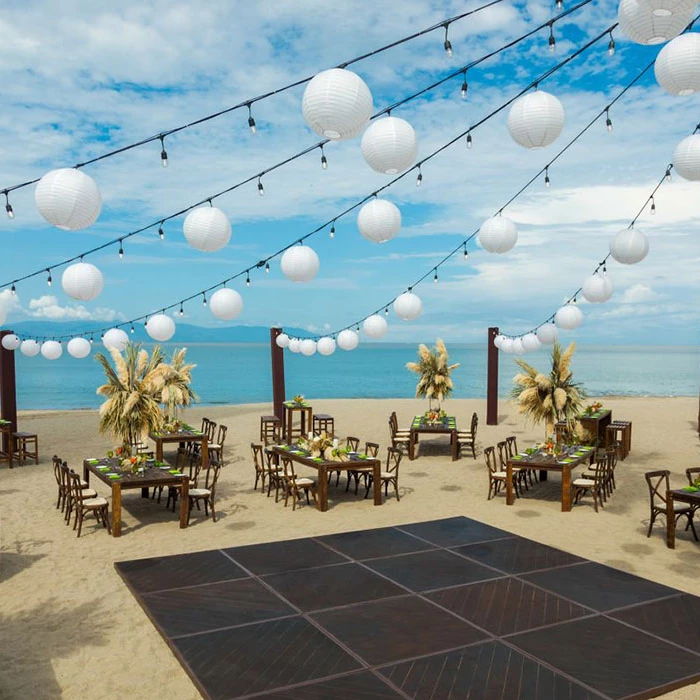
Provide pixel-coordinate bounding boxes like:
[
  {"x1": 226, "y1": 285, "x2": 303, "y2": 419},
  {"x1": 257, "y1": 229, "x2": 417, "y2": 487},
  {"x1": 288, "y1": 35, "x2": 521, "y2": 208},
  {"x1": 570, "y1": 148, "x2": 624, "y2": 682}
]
[
  {"x1": 451, "y1": 431, "x2": 458, "y2": 461},
  {"x1": 317, "y1": 465, "x2": 328, "y2": 512},
  {"x1": 561, "y1": 466, "x2": 572, "y2": 512},
  {"x1": 180, "y1": 476, "x2": 189, "y2": 528},
  {"x1": 141, "y1": 487, "x2": 149, "y2": 498},
  {"x1": 373, "y1": 462, "x2": 382, "y2": 505},
  {"x1": 540, "y1": 470, "x2": 548, "y2": 481},
  {"x1": 666, "y1": 491, "x2": 675, "y2": 549},
  {"x1": 112, "y1": 483, "x2": 122, "y2": 537},
  {"x1": 82, "y1": 462, "x2": 89, "y2": 486},
  {"x1": 408, "y1": 431, "x2": 415, "y2": 460},
  {"x1": 155, "y1": 440, "x2": 163, "y2": 462},
  {"x1": 506, "y1": 461, "x2": 514, "y2": 505}
]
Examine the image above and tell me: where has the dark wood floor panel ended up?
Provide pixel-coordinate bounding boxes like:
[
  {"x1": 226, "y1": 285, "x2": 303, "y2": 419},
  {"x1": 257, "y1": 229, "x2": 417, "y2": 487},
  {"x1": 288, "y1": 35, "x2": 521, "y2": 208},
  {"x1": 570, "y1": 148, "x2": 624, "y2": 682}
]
[
  {"x1": 253, "y1": 671, "x2": 404, "y2": 699},
  {"x1": 455, "y1": 536, "x2": 586, "y2": 574},
  {"x1": 173, "y1": 616, "x2": 362, "y2": 700},
  {"x1": 312, "y1": 595, "x2": 489, "y2": 667},
  {"x1": 398, "y1": 517, "x2": 515, "y2": 548},
  {"x1": 380, "y1": 641, "x2": 602, "y2": 699},
  {"x1": 316, "y1": 526, "x2": 436, "y2": 560},
  {"x1": 222, "y1": 537, "x2": 347, "y2": 576},
  {"x1": 264, "y1": 562, "x2": 406, "y2": 612},
  {"x1": 522, "y1": 562, "x2": 679, "y2": 612},
  {"x1": 509, "y1": 616, "x2": 700, "y2": 699},
  {"x1": 427, "y1": 577, "x2": 590, "y2": 636},
  {"x1": 610, "y1": 594, "x2": 700, "y2": 654},
  {"x1": 364, "y1": 549, "x2": 502, "y2": 593},
  {"x1": 115, "y1": 550, "x2": 248, "y2": 594},
  {"x1": 143, "y1": 577, "x2": 296, "y2": 637}
]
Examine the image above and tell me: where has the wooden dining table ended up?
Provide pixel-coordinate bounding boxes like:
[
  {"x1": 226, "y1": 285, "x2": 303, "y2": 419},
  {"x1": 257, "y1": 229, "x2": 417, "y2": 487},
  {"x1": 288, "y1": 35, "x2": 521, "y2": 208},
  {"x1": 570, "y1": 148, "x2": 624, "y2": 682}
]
[
  {"x1": 149, "y1": 427, "x2": 208, "y2": 466},
  {"x1": 506, "y1": 446, "x2": 596, "y2": 512},
  {"x1": 666, "y1": 488, "x2": 700, "y2": 549},
  {"x1": 83, "y1": 457, "x2": 189, "y2": 537},
  {"x1": 408, "y1": 416, "x2": 458, "y2": 461},
  {"x1": 266, "y1": 444, "x2": 382, "y2": 512}
]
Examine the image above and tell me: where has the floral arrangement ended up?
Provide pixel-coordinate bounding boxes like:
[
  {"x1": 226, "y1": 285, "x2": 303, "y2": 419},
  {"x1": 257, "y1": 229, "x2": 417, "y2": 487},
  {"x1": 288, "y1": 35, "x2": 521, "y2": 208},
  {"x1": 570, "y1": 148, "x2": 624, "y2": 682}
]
[
  {"x1": 583, "y1": 402, "x2": 603, "y2": 416},
  {"x1": 106, "y1": 445, "x2": 148, "y2": 472},
  {"x1": 297, "y1": 432, "x2": 347, "y2": 460},
  {"x1": 423, "y1": 408, "x2": 446, "y2": 425},
  {"x1": 163, "y1": 418, "x2": 183, "y2": 433},
  {"x1": 292, "y1": 394, "x2": 306, "y2": 407}
]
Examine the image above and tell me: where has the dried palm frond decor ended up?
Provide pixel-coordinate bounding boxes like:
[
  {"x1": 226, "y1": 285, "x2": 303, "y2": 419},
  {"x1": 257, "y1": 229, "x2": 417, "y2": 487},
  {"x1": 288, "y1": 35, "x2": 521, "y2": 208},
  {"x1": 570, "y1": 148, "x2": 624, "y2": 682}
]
[
  {"x1": 406, "y1": 338, "x2": 460, "y2": 410},
  {"x1": 510, "y1": 341, "x2": 586, "y2": 439},
  {"x1": 161, "y1": 347, "x2": 198, "y2": 422}
]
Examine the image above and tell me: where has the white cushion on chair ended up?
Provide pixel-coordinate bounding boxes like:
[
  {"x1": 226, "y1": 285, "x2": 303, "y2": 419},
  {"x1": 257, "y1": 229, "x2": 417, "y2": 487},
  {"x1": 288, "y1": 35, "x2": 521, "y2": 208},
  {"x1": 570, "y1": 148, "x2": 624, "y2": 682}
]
[
  {"x1": 380, "y1": 471, "x2": 396, "y2": 479},
  {"x1": 79, "y1": 480, "x2": 90, "y2": 488},
  {"x1": 393, "y1": 436, "x2": 410, "y2": 442},
  {"x1": 209, "y1": 443, "x2": 221, "y2": 450},
  {"x1": 190, "y1": 488, "x2": 211, "y2": 497},
  {"x1": 492, "y1": 471, "x2": 508, "y2": 479},
  {"x1": 673, "y1": 502, "x2": 692, "y2": 512},
  {"x1": 295, "y1": 477, "x2": 315, "y2": 487},
  {"x1": 82, "y1": 497, "x2": 107, "y2": 507},
  {"x1": 79, "y1": 489, "x2": 98, "y2": 499},
  {"x1": 573, "y1": 478, "x2": 595, "y2": 487}
]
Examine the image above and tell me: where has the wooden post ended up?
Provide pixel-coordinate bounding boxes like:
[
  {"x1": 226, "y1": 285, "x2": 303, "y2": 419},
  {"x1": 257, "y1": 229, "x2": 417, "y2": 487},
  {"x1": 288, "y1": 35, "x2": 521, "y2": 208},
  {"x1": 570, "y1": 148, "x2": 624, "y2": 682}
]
[
  {"x1": 270, "y1": 327, "x2": 286, "y2": 420},
  {"x1": 0, "y1": 330, "x2": 18, "y2": 454},
  {"x1": 487, "y1": 326, "x2": 499, "y2": 426}
]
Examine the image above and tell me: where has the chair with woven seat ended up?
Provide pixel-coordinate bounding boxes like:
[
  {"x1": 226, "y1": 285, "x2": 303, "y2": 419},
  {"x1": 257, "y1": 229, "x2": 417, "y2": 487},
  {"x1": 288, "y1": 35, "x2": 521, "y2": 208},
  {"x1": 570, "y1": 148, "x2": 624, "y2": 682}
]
[
  {"x1": 251, "y1": 443, "x2": 266, "y2": 492},
  {"x1": 53, "y1": 455, "x2": 67, "y2": 511},
  {"x1": 281, "y1": 456, "x2": 317, "y2": 510},
  {"x1": 644, "y1": 470, "x2": 698, "y2": 540},
  {"x1": 209, "y1": 424, "x2": 227, "y2": 463},
  {"x1": 365, "y1": 447, "x2": 402, "y2": 501},
  {"x1": 455, "y1": 413, "x2": 478, "y2": 459},
  {"x1": 484, "y1": 445, "x2": 511, "y2": 500},
  {"x1": 573, "y1": 458, "x2": 607, "y2": 512},
  {"x1": 67, "y1": 468, "x2": 110, "y2": 537},
  {"x1": 506, "y1": 434, "x2": 536, "y2": 485},
  {"x1": 264, "y1": 449, "x2": 286, "y2": 501},
  {"x1": 61, "y1": 462, "x2": 98, "y2": 525},
  {"x1": 388, "y1": 417, "x2": 410, "y2": 452},
  {"x1": 187, "y1": 459, "x2": 222, "y2": 523},
  {"x1": 390, "y1": 412, "x2": 410, "y2": 436},
  {"x1": 582, "y1": 446, "x2": 617, "y2": 501},
  {"x1": 497, "y1": 441, "x2": 528, "y2": 492},
  {"x1": 165, "y1": 448, "x2": 201, "y2": 510},
  {"x1": 346, "y1": 441, "x2": 379, "y2": 495},
  {"x1": 13, "y1": 431, "x2": 38, "y2": 465}
]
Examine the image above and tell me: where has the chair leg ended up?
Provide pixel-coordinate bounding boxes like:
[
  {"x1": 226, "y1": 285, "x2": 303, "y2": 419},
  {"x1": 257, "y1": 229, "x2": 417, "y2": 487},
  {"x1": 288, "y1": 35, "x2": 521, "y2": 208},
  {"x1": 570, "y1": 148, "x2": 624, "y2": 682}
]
[
  {"x1": 394, "y1": 478, "x2": 400, "y2": 501},
  {"x1": 76, "y1": 509, "x2": 83, "y2": 537},
  {"x1": 647, "y1": 509, "x2": 657, "y2": 537},
  {"x1": 687, "y1": 514, "x2": 699, "y2": 541},
  {"x1": 211, "y1": 500, "x2": 217, "y2": 522}
]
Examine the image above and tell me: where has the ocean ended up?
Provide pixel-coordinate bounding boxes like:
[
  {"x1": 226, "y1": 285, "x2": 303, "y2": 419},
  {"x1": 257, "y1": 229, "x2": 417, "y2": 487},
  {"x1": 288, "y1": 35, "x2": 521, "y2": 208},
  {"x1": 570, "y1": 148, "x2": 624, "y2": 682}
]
[{"x1": 12, "y1": 343, "x2": 700, "y2": 411}]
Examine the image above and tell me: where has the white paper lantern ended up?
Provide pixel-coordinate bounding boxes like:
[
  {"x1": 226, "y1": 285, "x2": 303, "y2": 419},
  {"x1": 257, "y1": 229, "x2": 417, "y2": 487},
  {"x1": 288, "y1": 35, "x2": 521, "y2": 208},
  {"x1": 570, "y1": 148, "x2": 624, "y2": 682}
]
[
  {"x1": 210, "y1": 288, "x2": 243, "y2": 320},
  {"x1": 494, "y1": 334, "x2": 505, "y2": 349},
  {"x1": 67, "y1": 337, "x2": 91, "y2": 359},
  {"x1": 360, "y1": 117, "x2": 417, "y2": 174},
  {"x1": 1, "y1": 334, "x2": 20, "y2": 351},
  {"x1": 103, "y1": 328, "x2": 129, "y2": 351},
  {"x1": 507, "y1": 91, "x2": 565, "y2": 149},
  {"x1": 555, "y1": 304, "x2": 584, "y2": 330},
  {"x1": 618, "y1": 0, "x2": 694, "y2": 45},
  {"x1": 35, "y1": 168, "x2": 102, "y2": 230},
  {"x1": 300, "y1": 339, "x2": 317, "y2": 356},
  {"x1": 20, "y1": 339, "x2": 41, "y2": 357},
  {"x1": 357, "y1": 199, "x2": 401, "y2": 244},
  {"x1": 521, "y1": 333, "x2": 542, "y2": 352},
  {"x1": 537, "y1": 323, "x2": 559, "y2": 345},
  {"x1": 337, "y1": 329, "x2": 360, "y2": 351},
  {"x1": 500, "y1": 338, "x2": 514, "y2": 353},
  {"x1": 275, "y1": 332, "x2": 290, "y2": 348},
  {"x1": 609, "y1": 227, "x2": 649, "y2": 265},
  {"x1": 655, "y1": 33, "x2": 700, "y2": 95},
  {"x1": 41, "y1": 340, "x2": 63, "y2": 360},
  {"x1": 288, "y1": 338, "x2": 301, "y2": 353},
  {"x1": 146, "y1": 314, "x2": 176, "y2": 342},
  {"x1": 512, "y1": 338, "x2": 525, "y2": 355},
  {"x1": 673, "y1": 134, "x2": 700, "y2": 180},
  {"x1": 393, "y1": 292, "x2": 423, "y2": 321},
  {"x1": 479, "y1": 215, "x2": 518, "y2": 254},
  {"x1": 280, "y1": 245, "x2": 320, "y2": 283},
  {"x1": 61, "y1": 262, "x2": 104, "y2": 301},
  {"x1": 317, "y1": 337, "x2": 336, "y2": 356},
  {"x1": 302, "y1": 68, "x2": 373, "y2": 140},
  {"x1": 183, "y1": 206, "x2": 231, "y2": 252},
  {"x1": 363, "y1": 314, "x2": 388, "y2": 338},
  {"x1": 582, "y1": 272, "x2": 614, "y2": 303}
]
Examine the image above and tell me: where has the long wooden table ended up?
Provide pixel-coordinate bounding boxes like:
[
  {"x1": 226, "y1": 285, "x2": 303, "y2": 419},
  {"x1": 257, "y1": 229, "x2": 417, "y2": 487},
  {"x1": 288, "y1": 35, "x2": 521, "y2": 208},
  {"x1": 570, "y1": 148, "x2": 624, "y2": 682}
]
[
  {"x1": 408, "y1": 416, "x2": 458, "y2": 461},
  {"x1": 506, "y1": 446, "x2": 596, "y2": 512},
  {"x1": 666, "y1": 488, "x2": 700, "y2": 549},
  {"x1": 83, "y1": 457, "x2": 189, "y2": 537},
  {"x1": 267, "y1": 445, "x2": 382, "y2": 512},
  {"x1": 149, "y1": 428, "x2": 208, "y2": 466}
]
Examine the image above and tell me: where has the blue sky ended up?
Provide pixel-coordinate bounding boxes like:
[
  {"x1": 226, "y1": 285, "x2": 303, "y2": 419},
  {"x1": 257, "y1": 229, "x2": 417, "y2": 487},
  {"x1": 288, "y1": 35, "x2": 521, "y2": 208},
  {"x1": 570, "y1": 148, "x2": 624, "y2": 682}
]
[{"x1": 0, "y1": 0, "x2": 699, "y2": 345}]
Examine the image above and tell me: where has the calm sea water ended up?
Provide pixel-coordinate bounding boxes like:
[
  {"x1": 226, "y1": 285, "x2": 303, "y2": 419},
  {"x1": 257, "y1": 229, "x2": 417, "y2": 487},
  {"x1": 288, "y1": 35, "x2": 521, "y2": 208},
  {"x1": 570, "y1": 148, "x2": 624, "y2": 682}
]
[{"x1": 13, "y1": 343, "x2": 700, "y2": 411}]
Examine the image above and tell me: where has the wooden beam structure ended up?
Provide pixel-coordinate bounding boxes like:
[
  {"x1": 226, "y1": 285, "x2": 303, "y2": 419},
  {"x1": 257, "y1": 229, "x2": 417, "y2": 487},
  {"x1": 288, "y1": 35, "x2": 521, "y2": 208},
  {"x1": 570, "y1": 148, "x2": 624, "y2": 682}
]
[
  {"x1": 0, "y1": 330, "x2": 18, "y2": 454},
  {"x1": 486, "y1": 326, "x2": 499, "y2": 426},
  {"x1": 270, "y1": 327, "x2": 286, "y2": 420}
]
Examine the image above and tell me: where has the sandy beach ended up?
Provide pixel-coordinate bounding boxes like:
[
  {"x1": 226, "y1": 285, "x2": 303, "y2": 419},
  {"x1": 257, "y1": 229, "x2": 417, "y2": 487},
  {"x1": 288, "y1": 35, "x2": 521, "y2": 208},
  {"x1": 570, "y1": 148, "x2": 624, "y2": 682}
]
[{"x1": 1, "y1": 396, "x2": 699, "y2": 699}]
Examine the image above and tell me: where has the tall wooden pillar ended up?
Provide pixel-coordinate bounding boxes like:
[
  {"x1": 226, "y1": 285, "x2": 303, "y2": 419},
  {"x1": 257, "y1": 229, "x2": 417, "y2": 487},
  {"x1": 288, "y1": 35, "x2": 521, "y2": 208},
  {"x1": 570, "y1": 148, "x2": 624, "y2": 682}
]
[
  {"x1": 270, "y1": 328, "x2": 286, "y2": 420},
  {"x1": 0, "y1": 330, "x2": 18, "y2": 453},
  {"x1": 486, "y1": 326, "x2": 499, "y2": 426}
]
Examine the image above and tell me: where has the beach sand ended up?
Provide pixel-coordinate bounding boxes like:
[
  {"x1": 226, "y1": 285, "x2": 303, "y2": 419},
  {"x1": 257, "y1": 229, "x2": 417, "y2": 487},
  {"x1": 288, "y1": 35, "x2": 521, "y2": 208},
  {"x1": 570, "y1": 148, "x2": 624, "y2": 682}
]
[{"x1": 1, "y1": 396, "x2": 699, "y2": 699}]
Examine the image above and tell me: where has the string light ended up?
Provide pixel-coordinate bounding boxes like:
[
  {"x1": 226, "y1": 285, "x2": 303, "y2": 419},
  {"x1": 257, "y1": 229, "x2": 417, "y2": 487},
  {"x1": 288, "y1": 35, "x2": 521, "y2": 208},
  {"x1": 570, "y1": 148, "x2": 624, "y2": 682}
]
[
  {"x1": 460, "y1": 70, "x2": 468, "y2": 99},
  {"x1": 650, "y1": 197, "x2": 656, "y2": 215},
  {"x1": 10, "y1": 284, "x2": 16, "y2": 295},
  {"x1": 665, "y1": 167, "x2": 672, "y2": 183},
  {"x1": 159, "y1": 135, "x2": 168, "y2": 167},
  {"x1": 247, "y1": 104, "x2": 257, "y2": 134},
  {"x1": 605, "y1": 108, "x2": 613, "y2": 133},
  {"x1": 130, "y1": 324, "x2": 135, "y2": 334},
  {"x1": 466, "y1": 131, "x2": 473, "y2": 149},
  {"x1": 329, "y1": 222, "x2": 336, "y2": 239},
  {"x1": 202, "y1": 292, "x2": 207, "y2": 307},
  {"x1": 179, "y1": 303, "x2": 184, "y2": 317},
  {"x1": 556, "y1": 0, "x2": 563, "y2": 10},
  {"x1": 4, "y1": 192, "x2": 14, "y2": 219},
  {"x1": 118, "y1": 240, "x2": 124, "y2": 260},
  {"x1": 548, "y1": 23, "x2": 556, "y2": 53},
  {"x1": 265, "y1": 262, "x2": 270, "y2": 273},
  {"x1": 544, "y1": 166, "x2": 551, "y2": 188},
  {"x1": 257, "y1": 177, "x2": 265, "y2": 196},
  {"x1": 246, "y1": 272, "x2": 251, "y2": 287},
  {"x1": 320, "y1": 145, "x2": 328, "y2": 170},
  {"x1": 385, "y1": 307, "x2": 389, "y2": 315},
  {"x1": 607, "y1": 31, "x2": 615, "y2": 56},
  {"x1": 46, "y1": 269, "x2": 52, "y2": 287},
  {"x1": 158, "y1": 222, "x2": 165, "y2": 240},
  {"x1": 433, "y1": 269, "x2": 439, "y2": 283},
  {"x1": 463, "y1": 244, "x2": 469, "y2": 259},
  {"x1": 443, "y1": 23, "x2": 453, "y2": 58},
  {"x1": 416, "y1": 164, "x2": 423, "y2": 187}
]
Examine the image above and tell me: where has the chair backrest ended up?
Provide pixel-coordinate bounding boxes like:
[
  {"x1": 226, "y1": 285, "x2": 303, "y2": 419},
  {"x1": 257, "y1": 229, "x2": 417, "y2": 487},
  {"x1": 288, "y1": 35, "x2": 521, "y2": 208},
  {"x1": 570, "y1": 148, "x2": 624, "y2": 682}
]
[
  {"x1": 388, "y1": 419, "x2": 396, "y2": 440},
  {"x1": 52, "y1": 455, "x2": 63, "y2": 487},
  {"x1": 496, "y1": 441, "x2": 508, "y2": 469},
  {"x1": 251, "y1": 443, "x2": 264, "y2": 473},
  {"x1": 201, "y1": 417, "x2": 210, "y2": 433},
  {"x1": 365, "y1": 442, "x2": 379, "y2": 458},
  {"x1": 471, "y1": 412, "x2": 479, "y2": 435},
  {"x1": 484, "y1": 446, "x2": 498, "y2": 475},
  {"x1": 505, "y1": 436, "x2": 518, "y2": 459},
  {"x1": 606, "y1": 445, "x2": 618, "y2": 470},
  {"x1": 644, "y1": 470, "x2": 671, "y2": 509},
  {"x1": 206, "y1": 419, "x2": 217, "y2": 443},
  {"x1": 217, "y1": 424, "x2": 228, "y2": 447},
  {"x1": 592, "y1": 458, "x2": 608, "y2": 484},
  {"x1": 686, "y1": 467, "x2": 700, "y2": 486},
  {"x1": 67, "y1": 467, "x2": 82, "y2": 503},
  {"x1": 346, "y1": 436, "x2": 360, "y2": 452},
  {"x1": 390, "y1": 412, "x2": 398, "y2": 431},
  {"x1": 281, "y1": 455, "x2": 296, "y2": 480},
  {"x1": 386, "y1": 447, "x2": 402, "y2": 473},
  {"x1": 202, "y1": 460, "x2": 223, "y2": 496},
  {"x1": 59, "y1": 462, "x2": 72, "y2": 494}
]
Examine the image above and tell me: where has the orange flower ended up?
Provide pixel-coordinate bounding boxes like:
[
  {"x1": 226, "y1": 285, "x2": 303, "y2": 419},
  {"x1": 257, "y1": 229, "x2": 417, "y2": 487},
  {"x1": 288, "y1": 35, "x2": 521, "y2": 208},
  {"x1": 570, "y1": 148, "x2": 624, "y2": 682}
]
[
  {"x1": 130, "y1": 457, "x2": 137, "y2": 464},
  {"x1": 116, "y1": 447, "x2": 123, "y2": 455}
]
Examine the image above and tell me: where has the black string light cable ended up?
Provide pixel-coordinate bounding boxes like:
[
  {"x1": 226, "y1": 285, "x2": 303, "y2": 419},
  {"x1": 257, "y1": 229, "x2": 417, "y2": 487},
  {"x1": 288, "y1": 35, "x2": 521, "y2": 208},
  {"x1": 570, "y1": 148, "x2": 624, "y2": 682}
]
[
  {"x1": 0, "y1": 0, "x2": 522, "y2": 197},
  {"x1": 0, "y1": 0, "x2": 597, "y2": 293},
  {"x1": 26, "y1": 23, "x2": 625, "y2": 344}
]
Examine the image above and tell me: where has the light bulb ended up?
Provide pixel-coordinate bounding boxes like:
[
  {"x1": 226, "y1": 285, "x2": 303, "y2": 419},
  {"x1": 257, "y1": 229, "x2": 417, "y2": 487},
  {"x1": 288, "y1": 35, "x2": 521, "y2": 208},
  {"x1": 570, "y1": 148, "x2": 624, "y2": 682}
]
[
  {"x1": 202, "y1": 294, "x2": 207, "y2": 306},
  {"x1": 130, "y1": 325, "x2": 135, "y2": 334},
  {"x1": 461, "y1": 79, "x2": 468, "y2": 99},
  {"x1": 463, "y1": 246, "x2": 468, "y2": 259},
  {"x1": 545, "y1": 174, "x2": 551, "y2": 188},
  {"x1": 329, "y1": 223, "x2": 335, "y2": 239},
  {"x1": 665, "y1": 169, "x2": 672, "y2": 183},
  {"x1": 548, "y1": 33, "x2": 556, "y2": 53},
  {"x1": 47, "y1": 270, "x2": 52, "y2": 287},
  {"x1": 385, "y1": 307, "x2": 389, "y2": 315},
  {"x1": 651, "y1": 199, "x2": 656, "y2": 215},
  {"x1": 158, "y1": 225, "x2": 165, "y2": 240},
  {"x1": 246, "y1": 274, "x2": 251, "y2": 287},
  {"x1": 119, "y1": 244, "x2": 124, "y2": 260},
  {"x1": 248, "y1": 116, "x2": 257, "y2": 134},
  {"x1": 606, "y1": 117, "x2": 613, "y2": 133},
  {"x1": 556, "y1": 0, "x2": 563, "y2": 10},
  {"x1": 444, "y1": 39, "x2": 453, "y2": 58},
  {"x1": 257, "y1": 179, "x2": 264, "y2": 196},
  {"x1": 433, "y1": 271, "x2": 438, "y2": 283},
  {"x1": 159, "y1": 136, "x2": 168, "y2": 167},
  {"x1": 179, "y1": 304, "x2": 184, "y2": 317},
  {"x1": 416, "y1": 170, "x2": 423, "y2": 187},
  {"x1": 265, "y1": 262, "x2": 270, "y2": 273},
  {"x1": 466, "y1": 132, "x2": 473, "y2": 149},
  {"x1": 11, "y1": 284, "x2": 16, "y2": 295},
  {"x1": 608, "y1": 37, "x2": 615, "y2": 56}
]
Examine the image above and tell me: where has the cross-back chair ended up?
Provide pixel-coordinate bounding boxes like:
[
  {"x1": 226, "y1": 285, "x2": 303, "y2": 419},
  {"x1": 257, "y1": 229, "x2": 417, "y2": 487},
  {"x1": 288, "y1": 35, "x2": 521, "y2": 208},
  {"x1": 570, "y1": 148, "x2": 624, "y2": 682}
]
[
  {"x1": 365, "y1": 447, "x2": 401, "y2": 501},
  {"x1": 644, "y1": 470, "x2": 698, "y2": 540},
  {"x1": 281, "y1": 456, "x2": 317, "y2": 510},
  {"x1": 67, "y1": 468, "x2": 110, "y2": 537},
  {"x1": 188, "y1": 459, "x2": 223, "y2": 523}
]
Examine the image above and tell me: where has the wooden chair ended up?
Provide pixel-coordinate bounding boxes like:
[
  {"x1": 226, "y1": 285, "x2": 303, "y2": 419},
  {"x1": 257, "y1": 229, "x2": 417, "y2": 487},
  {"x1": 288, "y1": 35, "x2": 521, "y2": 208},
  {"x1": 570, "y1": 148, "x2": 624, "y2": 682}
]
[
  {"x1": 497, "y1": 441, "x2": 528, "y2": 492},
  {"x1": 53, "y1": 455, "x2": 67, "y2": 511},
  {"x1": 388, "y1": 419, "x2": 410, "y2": 452},
  {"x1": 346, "y1": 436, "x2": 360, "y2": 452},
  {"x1": 187, "y1": 460, "x2": 222, "y2": 523},
  {"x1": 365, "y1": 447, "x2": 401, "y2": 501},
  {"x1": 264, "y1": 450, "x2": 286, "y2": 501},
  {"x1": 346, "y1": 442, "x2": 379, "y2": 495},
  {"x1": 61, "y1": 462, "x2": 97, "y2": 525},
  {"x1": 165, "y1": 448, "x2": 200, "y2": 511},
  {"x1": 484, "y1": 445, "x2": 510, "y2": 500},
  {"x1": 67, "y1": 468, "x2": 110, "y2": 537},
  {"x1": 281, "y1": 456, "x2": 317, "y2": 510},
  {"x1": 455, "y1": 413, "x2": 478, "y2": 459},
  {"x1": 209, "y1": 424, "x2": 227, "y2": 462},
  {"x1": 685, "y1": 467, "x2": 700, "y2": 487},
  {"x1": 13, "y1": 431, "x2": 38, "y2": 465},
  {"x1": 573, "y1": 458, "x2": 607, "y2": 512},
  {"x1": 506, "y1": 434, "x2": 536, "y2": 485},
  {"x1": 251, "y1": 443, "x2": 266, "y2": 492},
  {"x1": 390, "y1": 412, "x2": 410, "y2": 436},
  {"x1": 644, "y1": 470, "x2": 698, "y2": 540}
]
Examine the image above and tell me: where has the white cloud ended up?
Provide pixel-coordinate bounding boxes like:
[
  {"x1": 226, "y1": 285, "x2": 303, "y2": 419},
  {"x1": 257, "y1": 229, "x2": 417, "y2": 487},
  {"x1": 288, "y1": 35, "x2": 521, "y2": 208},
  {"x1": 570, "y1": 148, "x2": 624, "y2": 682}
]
[
  {"x1": 621, "y1": 283, "x2": 657, "y2": 304},
  {"x1": 26, "y1": 295, "x2": 124, "y2": 321}
]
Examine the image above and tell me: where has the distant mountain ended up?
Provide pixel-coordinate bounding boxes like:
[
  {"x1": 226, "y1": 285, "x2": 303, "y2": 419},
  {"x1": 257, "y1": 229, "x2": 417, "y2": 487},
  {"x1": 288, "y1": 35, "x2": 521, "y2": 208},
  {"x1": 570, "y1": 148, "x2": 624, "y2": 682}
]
[{"x1": 5, "y1": 321, "x2": 309, "y2": 343}]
